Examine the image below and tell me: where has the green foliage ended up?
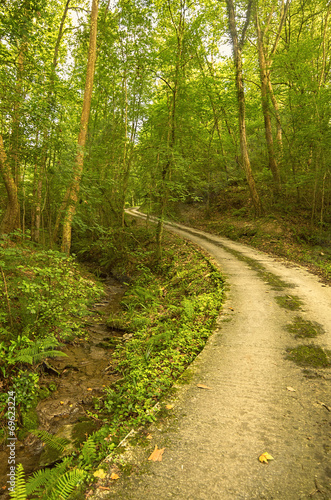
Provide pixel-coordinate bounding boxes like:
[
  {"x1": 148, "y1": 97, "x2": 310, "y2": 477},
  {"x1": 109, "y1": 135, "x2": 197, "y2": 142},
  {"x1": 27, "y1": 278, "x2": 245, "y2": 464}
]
[
  {"x1": 31, "y1": 429, "x2": 69, "y2": 453},
  {"x1": 0, "y1": 338, "x2": 67, "y2": 370},
  {"x1": 0, "y1": 242, "x2": 102, "y2": 439},
  {"x1": 8, "y1": 458, "x2": 87, "y2": 500},
  {"x1": 17, "y1": 458, "x2": 88, "y2": 500},
  {"x1": 0, "y1": 245, "x2": 103, "y2": 342},
  {"x1": 12, "y1": 371, "x2": 39, "y2": 412},
  {"x1": 102, "y1": 235, "x2": 224, "y2": 439},
  {"x1": 79, "y1": 435, "x2": 97, "y2": 468},
  {"x1": 9, "y1": 464, "x2": 26, "y2": 500}
]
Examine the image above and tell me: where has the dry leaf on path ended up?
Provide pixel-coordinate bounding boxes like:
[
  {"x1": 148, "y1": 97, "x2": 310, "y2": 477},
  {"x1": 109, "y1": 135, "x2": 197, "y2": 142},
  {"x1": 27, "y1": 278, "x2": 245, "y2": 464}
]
[
  {"x1": 197, "y1": 384, "x2": 212, "y2": 390},
  {"x1": 110, "y1": 472, "x2": 120, "y2": 480},
  {"x1": 259, "y1": 452, "x2": 274, "y2": 464},
  {"x1": 165, "y1": 404, "x2": 174, "y2": 410},
  {"x1": 146, "y1": 433, "x2": 153, "y2": 440},
  {"x1": 93, "y1": 469, "x2": 107, "y2": 479},
  {"x1": 287, "y1": 386, "x2": 296, "y2": 392},
  {"x1": 148, "y1": 445, "x2": 165, "y2": 462}
]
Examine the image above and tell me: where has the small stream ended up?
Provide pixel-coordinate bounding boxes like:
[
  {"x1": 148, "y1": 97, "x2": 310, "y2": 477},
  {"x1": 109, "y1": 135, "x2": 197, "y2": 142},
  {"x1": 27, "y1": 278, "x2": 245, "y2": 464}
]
[{"x1": 0, "y1": 275, "x2": 126, "y2": 498}]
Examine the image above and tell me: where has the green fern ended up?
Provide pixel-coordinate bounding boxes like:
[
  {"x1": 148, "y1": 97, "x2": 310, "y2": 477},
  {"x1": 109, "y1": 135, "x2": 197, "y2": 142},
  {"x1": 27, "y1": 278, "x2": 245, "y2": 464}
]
[
  {"x1": 13, "y1": 339, "x2": 67, "y2": 365},
  {"x1": 80, "y1": 435, "x2": 97, "y2": 467},
  {"x1": 26, "y1": 458, "x2": 72, "y2": 497},
  {"x1": 25, "y1": 463, "x2": 86, "y2": 500},
  {"x1": 25, "y1": 468, "x2": 52, "y2": 497},
  {"x1": 9, "y1": 463, "x2": 27, "y2": 500},
  {"x1": 52, "y1": 469, "x2": 87, "y2": 500},
  {"x1": 31, "y1": 429, "x2": 69, "y2": 453}
]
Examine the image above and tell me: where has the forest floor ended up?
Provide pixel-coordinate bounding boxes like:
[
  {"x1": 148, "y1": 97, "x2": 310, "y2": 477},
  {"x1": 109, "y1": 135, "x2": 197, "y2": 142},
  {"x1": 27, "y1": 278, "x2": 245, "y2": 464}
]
[
  {"x1": 92, "y1": 210, "x2": 331, "y2": 499},
  {"x1": 170, "y1": 200, "x2": 331, "y2": 286}
]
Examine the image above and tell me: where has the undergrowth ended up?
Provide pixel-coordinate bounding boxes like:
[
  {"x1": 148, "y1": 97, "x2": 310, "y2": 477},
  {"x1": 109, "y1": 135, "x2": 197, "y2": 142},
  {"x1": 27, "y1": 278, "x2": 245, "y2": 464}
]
[
  {"x1": 3, "y1": 227, "x2": 225, "y2": 498},
  {"x1": 170, "y1": 201, "x2": 331, "y2": 283},
  {"x1": 103, "y1": 235, "x2": 225, "y2": 436},
  {"x1": 0, "y1": 233, "x2": 103, "y2": 443}
]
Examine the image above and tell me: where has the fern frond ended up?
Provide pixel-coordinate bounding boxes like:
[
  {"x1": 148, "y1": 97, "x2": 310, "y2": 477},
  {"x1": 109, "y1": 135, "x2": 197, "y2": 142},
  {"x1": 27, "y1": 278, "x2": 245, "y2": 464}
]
[
  {"x1": 81, "y1": 435, "x2": 97, "y2": 467},
  {"x1": 9, "y1": 463, "x2": 26, "y2": 500},
  {"x1": 25, "y1": 468, "x2": 52, "y2": 496},
  {"x1": 26, "y1": 458, "x2": 73, "y2": 498},
  {"x1": 52, "y1": 469, "x2": 87, "y2": 500},
  {"x1": 31, "y1": 429, "x2": 69, "y2": 452},
  {"x1": 13, "y1": 340, "x2": 67, "y2": 365}
]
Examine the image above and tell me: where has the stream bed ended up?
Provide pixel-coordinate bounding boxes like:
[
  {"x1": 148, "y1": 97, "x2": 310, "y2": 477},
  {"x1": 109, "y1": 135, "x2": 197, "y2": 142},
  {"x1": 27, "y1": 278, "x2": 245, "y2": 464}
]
[{"x1": 0, "y1": 275, "x2": 126, "y2": 498}]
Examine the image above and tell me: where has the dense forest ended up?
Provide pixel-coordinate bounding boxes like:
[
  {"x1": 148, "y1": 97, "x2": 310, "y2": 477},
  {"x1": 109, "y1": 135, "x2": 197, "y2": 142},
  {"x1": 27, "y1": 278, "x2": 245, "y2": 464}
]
[
  {"x1": 1, "y1": 0, "x2": 331, "y2": 497},
  {"x1": 1, "y1": 0, "x2": 330, "y2": 251}
]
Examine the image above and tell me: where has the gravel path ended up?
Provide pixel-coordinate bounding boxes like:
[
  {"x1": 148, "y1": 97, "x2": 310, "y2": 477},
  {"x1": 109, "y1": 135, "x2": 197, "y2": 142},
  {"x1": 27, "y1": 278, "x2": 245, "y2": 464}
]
[{"x1": 96, "y1": 213, "x2": 331, "y2": 500}]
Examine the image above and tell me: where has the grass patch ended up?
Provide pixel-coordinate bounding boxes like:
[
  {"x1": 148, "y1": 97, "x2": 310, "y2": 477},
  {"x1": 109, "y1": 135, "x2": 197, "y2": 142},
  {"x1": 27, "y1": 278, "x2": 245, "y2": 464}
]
[
  {"x1": 275, "y1": 294, "x2": 302, "y2": 310},
  {"x1": 220, "y1": 247, "x2": 294, "y2": 290},
  {"x1": 287, "y1": 345, "x2": 331, "y2": 368},
  {"x1": 286, "y1": 316, "x2": 324, "y2": 338}
]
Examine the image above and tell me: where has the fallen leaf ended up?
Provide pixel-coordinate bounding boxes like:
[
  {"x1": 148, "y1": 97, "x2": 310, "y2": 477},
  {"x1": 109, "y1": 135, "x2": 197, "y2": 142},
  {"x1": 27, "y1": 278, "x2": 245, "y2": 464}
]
[
  {"x1": 165, "y1": 404, "x2": 174, "y2": 410},
  {"x1": 259, "y1": 452, "x2": 274, "y2": 464},
  {"x1": 60, "y1": 401, "x2": 64, "y2": 405},
  {"x1": 87, "y1": 388, "x2": 92, "y2": 391},
  {"x1": 110, "y1": 472, "x2": 120, "y2": 480},
  {"x1": 146, "y1": 433, "x2": 153, "y2": 440},
  {"x1": 197, "y1": 384, "x2": 212, "y2": 390},
  {"x1": 98, "y1": 486, "x2": 110, "y2": 490},
  {"x1": 93, "y1": 469, "x2": 107, "y2": 479},
  {"x1": 148, "y1": 445, "x2": 165, "y2": 462},
  {"x1": 287, "y1": 386, "x2": 296, "y2": 392}
]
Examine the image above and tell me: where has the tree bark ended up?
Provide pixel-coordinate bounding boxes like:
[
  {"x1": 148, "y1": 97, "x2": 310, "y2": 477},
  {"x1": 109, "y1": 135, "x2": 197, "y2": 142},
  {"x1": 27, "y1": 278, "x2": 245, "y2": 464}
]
[
  {"x1": 255, "y1": 11, "x2": 281, "y2": 194},
  {"x1": 226, "y1": 0, "x2": 263, "y2": 216},
  {"x1": 0, "y1": 40, "x2": 27, "y2": 234},
  {"x1": 0, "y1": 135, "x2": 20, "y2": 234},
  {"x1": 156, "y1": 0, "x2": 185, "y2": 259},
  {"x1": 61, "y1": 0, "x2": 99, "y2": 254},
  {"x1": 32, "y1": 0, "x2": 71, "y2": 243}
]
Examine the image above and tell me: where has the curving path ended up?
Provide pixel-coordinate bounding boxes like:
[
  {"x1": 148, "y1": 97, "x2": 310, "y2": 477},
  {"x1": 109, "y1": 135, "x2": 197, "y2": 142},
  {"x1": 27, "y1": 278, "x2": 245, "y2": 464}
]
[{"x1": 98, "y1": 210, "x2": 331, "y2": 500}]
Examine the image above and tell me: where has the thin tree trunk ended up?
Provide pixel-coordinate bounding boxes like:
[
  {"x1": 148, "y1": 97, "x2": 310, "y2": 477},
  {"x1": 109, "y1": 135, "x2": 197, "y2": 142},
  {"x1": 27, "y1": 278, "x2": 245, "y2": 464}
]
[
  {"x1": 156, "y1": 0, "x2": 185, "y2": 259},
  {"x1": 61, "y1": 0, "x2": 99, "y2": 254},
  {"x1": 0, "y1": 41, "x2": 26, "y2": 233},
  {"x1": 255, "y1": 11, "x2": 281, "y2": 194},
  {"x1": 265, "y1": 0, "x2": 290, "y2": 156},
  {"x1": 267, "y1": 78, "x2": 283, "y2": 152},
  {"x1": 33, "y1": 0, "x2": 71, "y2": 243},
  {"x1": 0, "y1": 135, "x2": 20, "y2": 234},
  {"x1": 226, "y1": 0, "x2": 263, "y2": 216}
]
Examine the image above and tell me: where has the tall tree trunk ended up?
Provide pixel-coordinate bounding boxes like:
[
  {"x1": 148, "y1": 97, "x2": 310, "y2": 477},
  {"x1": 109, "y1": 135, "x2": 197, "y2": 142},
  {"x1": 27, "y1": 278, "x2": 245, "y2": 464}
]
[
  {"x1": 255, "y1": 12, "x2": 281, "y2": 194},
  {"x1": 226, "y1": 0, "x2": 263, "y2": 216},
  {"x1": 156, "y1": 0, "x2": 185, "y2": 259},
  {"x1": 267, "y1": 78, "x2": 283, "y2": 153},
  {"x1": 0, "y1": 41, "x2": 26, "y2": 234},
  {"x1": 33, "y1": 0, "x2": 71, "y2": 243},
  {"x1": 0, "y1": 135, "x2": 20, "y2": 234},
  {"x1": 61, "y1": 0, "x2": 99, "y2": 254}
]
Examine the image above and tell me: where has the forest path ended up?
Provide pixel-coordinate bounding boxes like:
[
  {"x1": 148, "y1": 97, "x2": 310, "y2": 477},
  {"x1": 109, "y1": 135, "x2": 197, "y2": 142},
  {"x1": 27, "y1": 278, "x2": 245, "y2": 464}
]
[{"x1": 100, "y1": 211, "x2": 331, "y2": 499}]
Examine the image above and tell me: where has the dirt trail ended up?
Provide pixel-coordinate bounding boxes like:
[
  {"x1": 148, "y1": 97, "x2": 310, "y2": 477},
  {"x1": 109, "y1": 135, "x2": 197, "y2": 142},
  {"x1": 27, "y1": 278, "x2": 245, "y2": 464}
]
[{"x1": 99, "y1": 212, "x2": 331, "y2": 499}]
